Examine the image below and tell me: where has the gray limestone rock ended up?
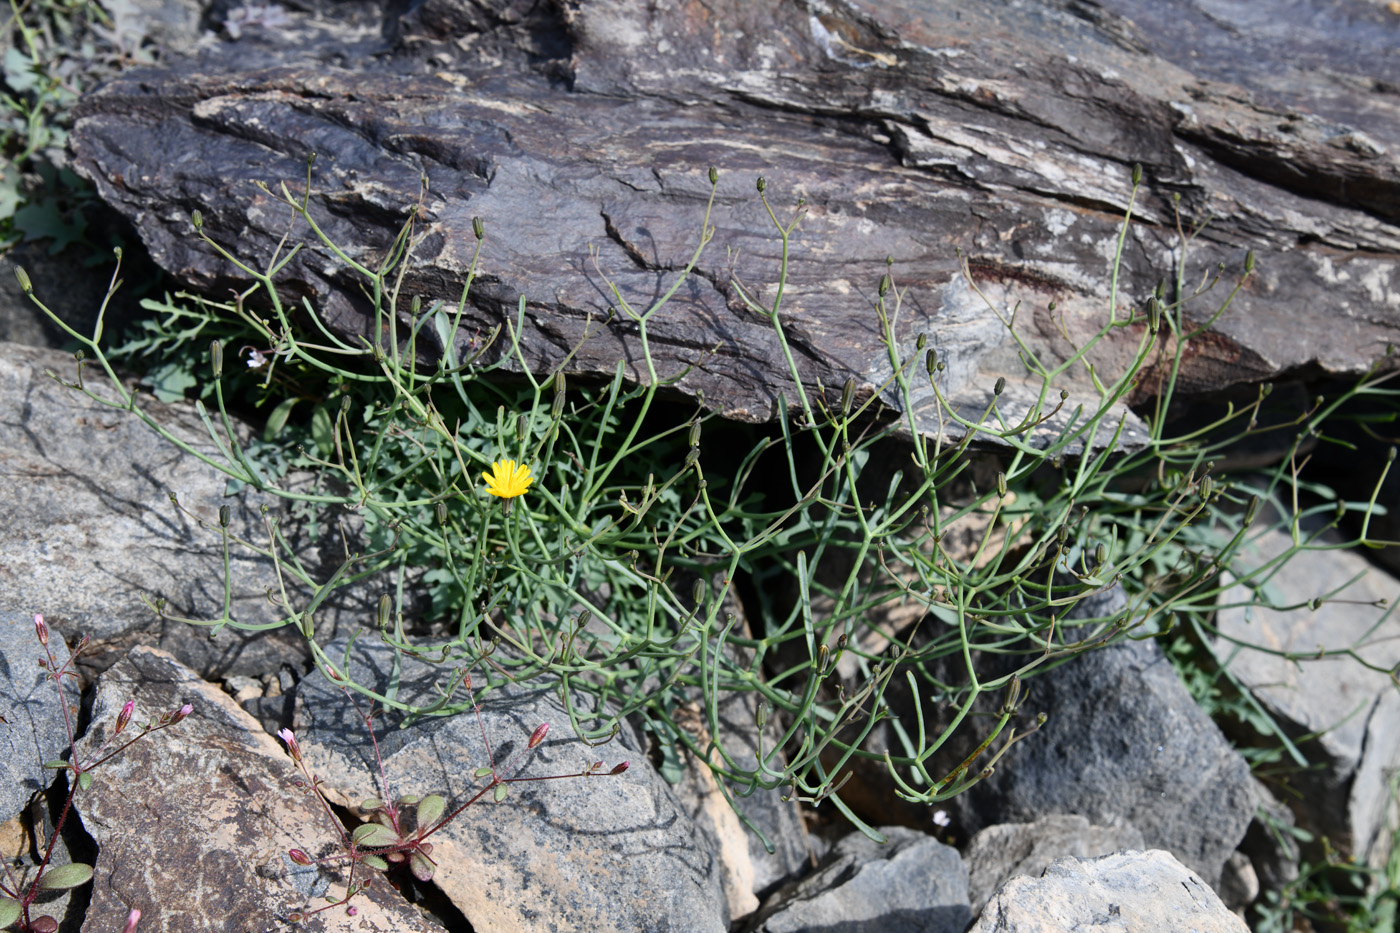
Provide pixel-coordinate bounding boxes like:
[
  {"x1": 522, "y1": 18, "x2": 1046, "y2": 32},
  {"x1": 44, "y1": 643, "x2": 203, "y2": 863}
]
[
  {"x1": 293, "y1": 636, "x2": 730, "y2": 933},
  {"x1": 73, "y1": 645, "x2": 442, "y2": 932},
  {"x1": 745, "y1": 825, "x2": 970, "y2": 933},
  {"x1": 971, "y1": 848, "x2": 1249, "y2": 933},
  {"x1": 0, "y1": 613, "x2": 71, "y2": 821}
]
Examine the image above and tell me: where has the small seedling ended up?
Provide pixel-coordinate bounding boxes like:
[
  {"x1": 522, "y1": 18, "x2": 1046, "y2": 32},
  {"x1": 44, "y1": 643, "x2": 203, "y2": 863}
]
[{"x1": 0, "y1": 616, "x2": 191, "y2": 932}]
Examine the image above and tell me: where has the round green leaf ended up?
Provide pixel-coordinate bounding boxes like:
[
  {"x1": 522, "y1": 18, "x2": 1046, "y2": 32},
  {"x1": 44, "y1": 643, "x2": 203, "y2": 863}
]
[
  {"x1": 493, "y1": 784, "x2": 507, "y2": 803},
  {"x1": 416, "y1": 794, "x2": 445, "y2": 829},
  {"x1": 38, "y1": 862, "x2": 94, "y2": 891},
  {"x1": 360, "y1": 854, "x2": 389, "y2": 872},
  {"x1": 77, "y1": 771, "x2": 93, "y2": 792},
  {"x1": 0, "y1": 897, "x2": 20, "y2": 928},
  {"x1": 351, "y1": 823, "x2": 398, "y2": 847},
  {"x1": 409, "y1": 851, "x2": 434, "y2": 883}
]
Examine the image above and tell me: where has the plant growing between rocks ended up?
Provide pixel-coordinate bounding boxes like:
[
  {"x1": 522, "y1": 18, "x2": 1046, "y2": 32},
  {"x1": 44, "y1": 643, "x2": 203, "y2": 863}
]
[
  {"x1": 13, "y1": 156, "x2": 1400, "y2": 875},
  {"x1": 1, "y1": 615, "x2": 188, "y2": 933}
]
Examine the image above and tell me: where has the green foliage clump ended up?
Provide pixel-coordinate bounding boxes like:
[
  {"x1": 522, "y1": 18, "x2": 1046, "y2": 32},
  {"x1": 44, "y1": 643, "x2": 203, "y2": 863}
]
[{"x1": 19, "y1": 159, "x2": 1400, "y2": 857}]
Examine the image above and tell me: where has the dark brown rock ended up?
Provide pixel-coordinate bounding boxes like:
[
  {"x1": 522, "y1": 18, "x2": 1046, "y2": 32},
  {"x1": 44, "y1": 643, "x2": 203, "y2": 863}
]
[{"x1": 67, "y1": 0, "x2": 1400, "y2": 449}]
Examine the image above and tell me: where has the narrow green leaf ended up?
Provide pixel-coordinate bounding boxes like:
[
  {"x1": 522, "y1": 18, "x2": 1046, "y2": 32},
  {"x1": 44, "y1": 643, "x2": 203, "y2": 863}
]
[
  {"x1": 38, "y1": 862, "x2": 94, "y2": 891},
  {"x1": 263, "y1": 396, "x2": 300, "y2": 442},
  {"x1": 360, "y1": 854, "x2": 389, "y2": 872},
  {"x1": 416, "y1": 794, "x2": 446, "y2": 829},
  {"x1": 42, "y1": 760, "x2": 68, "y2": 770},
  {"x1": 351, "y1": 823, "x2": 398, "y2": 847}
]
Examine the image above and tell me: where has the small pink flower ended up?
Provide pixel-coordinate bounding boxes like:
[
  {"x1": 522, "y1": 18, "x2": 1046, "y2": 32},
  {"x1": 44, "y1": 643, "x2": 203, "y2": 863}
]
[
  {"x1": 34, "y1": 613, "x2": 48, "y2": 647},
  {"x1": 170, "y1": 703, "x2": 193, "y2": 724},
  {"x1": 278, "y1": 728, "x2": 302, "y2": 762},
  {"x1": 122, "y1": 909, "x2": 142, "y2": 933}
]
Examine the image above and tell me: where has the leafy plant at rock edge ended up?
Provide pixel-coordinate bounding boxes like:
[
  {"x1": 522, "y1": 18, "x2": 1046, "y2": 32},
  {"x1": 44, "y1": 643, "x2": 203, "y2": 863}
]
[
  {"x1": 274, "y1": 674, "x2": 627, "y2": 922},
  {"x1": 0, "y1": 615, "x2": 189, "y2": 933},
  {"x1": 15, "y1": 159, "x2": 1400, "y2": 860}
]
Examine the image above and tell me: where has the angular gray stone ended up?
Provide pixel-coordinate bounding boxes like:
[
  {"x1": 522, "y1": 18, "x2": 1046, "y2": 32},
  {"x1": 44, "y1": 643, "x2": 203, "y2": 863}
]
[
  {"x1": 942, "y1": 638, "x2": 1255, "y2": 890},
  {"x1": 294, "y1": 637, "x2": 730, "y2": 933},
  {"x1": 971, "y1": 849, "x2": 1249, "y2": 933},
  {"x1": 0, "y1": 613, "x2": 71, "y2": 821},
  {"x1": 746, "y1": 826, "x2": 970, "y2": 933},
  {"x1": 67, "y1": 0, "x2": 1400, "y2": 455},
  {"x1": 74, "y1": 646, "x2": 441, "y2": 932},
  {"x1": 0, "y1": 341, "x2": 374, "y2": 678},
  {"x1": 963, "y1": 814, "x2": 1145, "y2": 916},
  {"x1": 1217, "y1": 523, "x2": 1400, "y2": 867}
]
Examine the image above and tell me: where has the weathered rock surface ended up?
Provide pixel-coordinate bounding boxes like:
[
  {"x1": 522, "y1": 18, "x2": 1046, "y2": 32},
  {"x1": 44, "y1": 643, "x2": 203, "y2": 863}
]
[
  {"x1": 940, "y1": 638, "x2": 1255, "y2": 890},
  {"x1": 745, "y1": 825, "x2": 970, "y2": 933},
  {"x1": 74, "y1": 646, "x2": 442, "y2": 932},
  {"x1": 963, "y1": 814, "x2": 1145, "y2": 916},
  {"x1": 68, "y1": 0, "x2": 1400, "y2": 449},
  {"x1": 0, "y1": 341, "x2": 373, "y2": 678},
  {"x1": 971, "y1": 848, "x2": 1249, "y2": 933},
  {"x1": 1217, "y1": 520, "x2": 1400, "y2": 868},
  {"x1": 294, "y1": 637, "x2": 730, "y2": 933},
  {"x1": 0, "y1": 613, "x2": 72, "y2": 820}
]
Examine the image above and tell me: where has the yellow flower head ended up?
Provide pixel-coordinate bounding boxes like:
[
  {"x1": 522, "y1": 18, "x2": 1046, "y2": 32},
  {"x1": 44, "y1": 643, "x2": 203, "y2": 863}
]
[{"x1": 482, "y1": 459, "x2": 533, "y2": 499}]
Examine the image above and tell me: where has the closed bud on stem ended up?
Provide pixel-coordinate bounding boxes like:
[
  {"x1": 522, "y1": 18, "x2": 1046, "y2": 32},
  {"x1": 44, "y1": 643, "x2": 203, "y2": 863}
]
[
  {"x1": 609, "y1": 761, "x2": 630, "y2": 775},
  {"x1": 916, "y1": 332, "x2": 927, "y2": 350},
  {"x1": 840, "y1": 377, "x2": 855, "y2": 416},
  {"x1": 1095, "y1": 542, "x2": 1107, "y2": 565},
  {"x1": 211, "y1": 340, "x2": 223, "y2": 378},
  {"x1": 996, "y1": 472, "x2": 1007, "y2": 497},
  {"x1": 693, "y1": 579, "x2": 707, "y2": 606},
  {"x1": 472, "y1": 216, "x2": 485, "y2": 240},
  {"x1": 1244, "y1": 495, "x2": 1261, "y2": 526},
  {"x1": 34, "y1": 613, "x2": 48, "y2": 647},
  {"x1": 708, "y1": 165, "x2": 718, "y2": 185},
  {"x1": 756, "y1": 176, "x2": 766, "y2": 193},
  {"x1": 925, "y1": 348, "x2": 938, "y2": 375},
  {"x1": 115, "y1": 699, "x2": 134, "y2": 735},
  {"x1": 1390, "y1": 447, "x2": 1398, "y2": 463},
  {"x1": 516, "y1": 413, "x2": 528, "y2": 443},
  {"x1": 1244, "y1": 250, "x2": 1256, "y2": 275},
  {"x1": 528, "y1": 722, "x2": 550, "y2": 748},
  {"x1": 1131, "y1": 162, "x2": 1143, "y2": 186},
  {"x1": 170, "y1": 703, "x2": 193, "y2": 724},
  {"x1": 289, "y1": 848, "x2": 312, "y2": 866},
  {"x1": 1146, "y1": 296, "x2": 1160, "y2": 332},
  {"x1": 377, "y1": 594, "x2": 392, "y2": 629},
  {"x1": 817, "y1": 643, "x2": 830, "y2": 674},
  {"x1": 878, "y1": 274, "x2": 891, "y2": 297},
  {"x1": 218, "y1": 505, "x2": 230, "y2": 528},
  {"x1": 552, "y1": 388, "x2": 566, "y2": 418},
  {"x1": 993, "y1": 376, "x2": 1006, "y2": 396},
  {"x1": 15, "y1": 265, "x2": 32, "y2": 293},
  {"x1": 755, "y1": 702, "x2": 768, "y2": 728},
  {"x1": 191, "y1": 210, "x2": 203, "y2": 230},
  {"x1": 410, "y1": 295, "x2": 421, "y2": 315},
  {"x1": 278, "y1": 728, "x2": 302, "y2": 761},
  {"x1": 435, "y1": 501, "x2": 448, "y2": 526},
  {"x1": 1200, "y1": 476, "x2": 1213, "y2": 500},
  {"x1": 689, "y1": 420, "x2": 702, "y2": 448}
]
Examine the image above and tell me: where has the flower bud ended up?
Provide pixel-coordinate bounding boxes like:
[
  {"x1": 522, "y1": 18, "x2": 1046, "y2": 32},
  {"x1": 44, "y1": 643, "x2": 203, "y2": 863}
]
[
  {"x1": 1095, "y1": 542, "x2": 1107, "y2": 565},
  {"x1": 840, "y1": 377, "x2": 855, "y2": 416},
  {"x1": 472, "y1": 216, "x2": 485, "y2": 240},
  {"x1": 708, "y1": 165, "x2": 718, "y2": 185},
  {"x1": 219, "y1": 505, "x2": 231, "y2": 528},
  {"x1": 115, "y1": 700, "x2": 134, "y2": 736},
  {"x1": 925, "y1": 348, "x2": 937, "y2": 375},
  {"x1": 306, "y1": 152, "x2": 317, "y2": 166},
  {"x1": 1131, "y1": 162, "x2": 1143, "y2": 186},
  {"x1": 170, "y1": 703, "x2": 193, "y2": 724},
  {"x1": 1244, "y1": 495, "x2": 1261, "y2": 527},
  {"x1": 996, "y1": 472, "x2": 1007, "y2": 497},
  {"x1": 377, "y1": 594, "x2": 392, "y2": 629},
  {"x1": 191, "y1": 210, "x2": 203, "y2": 230},
  {"x1": 916, "y1": 332, "x2": 927, "y2": 350},
  {"x1": 211, "y1": 340, "x2": 223, "y2": 378},
  {"x1": 34, "y1": 613, "x2": 48, "y2": 647},
  {"x1": 528, "y1": 723, "x2": 550, "y2": 749},
  {"x1": 993, "y1": 376, "x2": 1006, "y2": 396},
  {"x1": 756, "y1": 176, "x2": 766, "y2": 193},
  {"x1": 689, "y1": 419, "x2": 702, "y2": 448},
  {"x1": 121, "y1": 909, "x2": 142, "y2": 933},
  {"x1": 436, "y1": 501, "x2": 448, "y2": 526},
  {"x1": 878, "y1": 274, "x2": 891, "y2": 297},
  {"x1": 1244, "y1": 250, "x2": 1256, "y2": 275},
  {"x1": 278, "y1": 728, "x2": 302, "y2": 761},
  {"x1": 609, "y1": 761, "x2": 630, "y2": 775},
  {"x1": 693, "y1": 578, "x2": 707, "y2": 606},
  {"x1": 15, "y1": 265, "x2": 32, "y2": 294},
  {"x1": 289, "y1": 848, "x2": 312, "y2": 866}
]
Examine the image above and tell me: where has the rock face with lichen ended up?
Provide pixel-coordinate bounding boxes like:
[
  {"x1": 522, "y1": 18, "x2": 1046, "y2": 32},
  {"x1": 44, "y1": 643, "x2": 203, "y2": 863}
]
[{"x1": 68, "y1": 0, "x2": 1400, "y2": 448}]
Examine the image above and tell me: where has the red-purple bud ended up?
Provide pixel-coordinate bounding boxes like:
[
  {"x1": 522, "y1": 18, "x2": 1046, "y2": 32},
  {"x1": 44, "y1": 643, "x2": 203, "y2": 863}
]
[
  {"x1": 528, "y1": 723, "x2": 550, "y2": 749},
  {"x1": 289, "y1": 848, "x2": 312, "y2": 866},
  {"x1": 34, "y1": 613, "x2": 48, "y2": 647},
  {"x1": 609, "y1": 761, "x2": 630, "y2": 775},
  {"x1": 170, "y1": 703, "x2": 193, "y2": 724},
  {"x1": 115, "y1": 700, "x2": 135, "y2": 736},
  {"x1": 346, "y1": 906, "x2": 357, "y2": 917},
  {"x1": 31, "y1": 916, "x2": 58, "y2": 933},
  {"x1": 122, "y1": 908, "x2": 142, "y2": 933}
]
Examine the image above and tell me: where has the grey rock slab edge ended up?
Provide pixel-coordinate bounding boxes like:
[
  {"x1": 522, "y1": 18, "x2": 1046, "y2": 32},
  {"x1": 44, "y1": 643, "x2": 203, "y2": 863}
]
[
  {"x1": 73, "y1": 645, "x2": 442, "y2": 932},
  {"x1": 0, "y1": 341, "x2": 377, "y2": 678},
  {"x1": 294, "y1": 636, "x2": 730, "y2": 933},
  {"x1": 1217, "y1": 519, "x2": 1400, "y2": 868},
  {"x1": 941, "y1": 637, "x2": 1255, "y2": 890},
  {"x1": 744, "y1": 825, "x2": 971, "y2": 933},
  {"x1": 963, "y1": 814, "x2": 1146, "y2": 917},
  {"x1": 67, "y1": 0, "x2": 1400, "y2": 454},
  {"x1": 971, "y1": 848, "x2": 1249, "y2": 933},
  {"x1": 0, "y1": 613, "x2": 73, "y2": 820}
]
